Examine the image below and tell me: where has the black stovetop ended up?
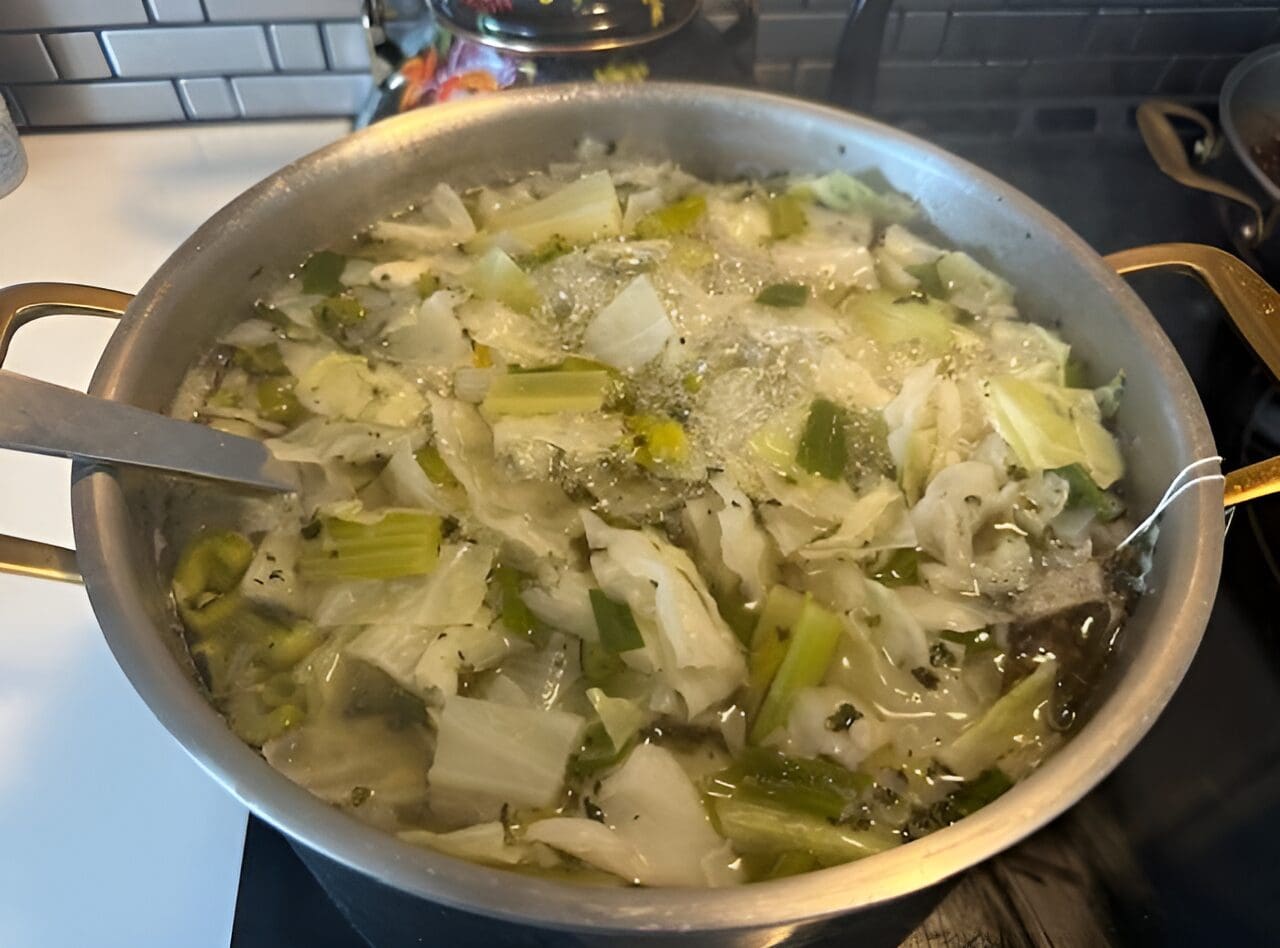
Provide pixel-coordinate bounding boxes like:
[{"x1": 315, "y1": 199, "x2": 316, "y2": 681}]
[{"x1": 230, "y1": 135, "x2": 1280, "y2": 948}]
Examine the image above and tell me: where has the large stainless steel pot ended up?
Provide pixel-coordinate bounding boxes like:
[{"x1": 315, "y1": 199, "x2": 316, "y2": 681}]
[{"x1": 0, "y1": 83, "x2": 1271, "y2": 945}]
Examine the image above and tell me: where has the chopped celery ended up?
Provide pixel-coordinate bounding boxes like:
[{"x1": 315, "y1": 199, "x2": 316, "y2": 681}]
[
  {"x1": 312, "y1": 292, "x2": 367, "y2": 342},
  {"x1": 844, "y1": 289, "x2": 955, "y2": 354},
  {"x1": 634, "y1": 193, "x2": 707, "y2": 239},
  {"x1": 414, "y1": 444, "x2": 460, "y2": 488},
  {"x1": 938, "y1": 659, "x2": 1057, "y2": 779},
  {"x1": 712, "y1": 796, "x2": 898, "y2": 866},
  {"x1": 706, "y1": 748, "x2": 870, "y2": 821},
  {"x1": 747, "y1": 586, "x2": 806, "y2": 716},
  {"x1": 256, "y1": 376, "x2": 306, "y2": 426},
  {"x1": 625, "y1": 414, "x2": 688, "y2": 470},
  {"x1": 750, "y1": 596, "x2": 844, "y2": 744},
  {"x1": 481, "y1": 370, "x2": 609, "y2": 416},
  {"x1": 482, "y1": 170, "x2": 622, "y2": 250},
  {"x1": 173, "y1": 531, "x2": 254, "y2": 607},
  {"x1": 462, "y1": 247, "x2": 540, "y2": 314},
  {"x1": 495, "y1": 565, "x2": 543, "y2": 641},
  {"x1": 764, "y1": 850, "x2": 819, "y2": 880},
  {"x1": 517, "y1": 235, "x2": 574, "y2": 268},
  {"x1": 568, "y1": 720, "x2": 633, "y2": 778},
  {"x1": 795, "y1": 398, "x2": 848, "y2": 480},
  {"x1": 945, "y1": 768, "x2": 1013, "y2": 819},
  {"x1": 298, "y1": 510, "x2": 441, "y2": 581},
  {"x1": 1052, "y1": 463, "x2": 1125, "y2": 522},
  {"x1": 767, "y1": 194, "x2": 808, "y2": 239},
  {"x1": 589, "y1": 588, "x2": 644, "y2": 652},
  {"x1": 668, "y1": 236, "x2": 716, "y2": 272},
  {"x1": 232, "y1": 343, "x2": 287, "y2": 375},
  {"x1": 508, "y1": 355, "x2": 609, "y2": 374},
  {"x1": 258, "y1": 622, "x2": 321, "y2": 672},
  {"x1": 415, "y1": 272, "x2": 440, "y2": 299},
  {"x1": 299, "y1": 250, "x2": 346, "y2": 295},
  {"x1": 869, "y1": 548, "x2": 919, "y2": 587},
  {"x1": 581, "y1": 639, "x2": 626, "y2": 684},
  {"x1": 755, "y1": 282, "x2": 808, "y2": 308}
]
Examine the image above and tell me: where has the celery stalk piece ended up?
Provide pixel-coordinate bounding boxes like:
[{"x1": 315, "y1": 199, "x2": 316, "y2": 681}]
[
  {"x1": 712, "y1": 796, "x2": 899, "y2": 866},
  {"x1": 634, "y1": 193, "x2": 707, "y2": 239},
  {"x1": 706, "y1": 747, "x2": 870, "y2": 821},
  {"x1": 414, "y1": 444, "x2": 460, "y2": 488},
  {"x1": 750, "y1": 597, "x2": 845, "y2": 744},
  {"x1": 747, "y1": 585, "x2": 806, "y2": 716},
  {"x1": 481, "y1": 370, "x2": 609, "y2": 416},
  {"x1": 795, "y1": 398, "x2": 848, "y2": 480},
  {"x1": 844, "y1": 289, "x2": 956, "y2": 354},
  {"x1": 461, "y1": 247, "x2": 541, "y2": 314},
  {"x1": 766, "y1": 194, "x2": 808, "y2": 239},
  {"x1": 481, "y1": 170, "x2": 623, "y2": 250},
  {"x1": 938, "y1": 659, "x2": 1058, "y2": 780},
  {"x1": 172, "y1": 531, "x2": 255, "y2": 607},
  {"x1": 298, "y1": 510, "x2": 441, "y2": 581}
]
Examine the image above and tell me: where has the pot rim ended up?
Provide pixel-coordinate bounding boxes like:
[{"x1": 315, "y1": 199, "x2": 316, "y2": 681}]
[{"x1": 69, "y1": 82, "x2": 1222, "y2": 933}]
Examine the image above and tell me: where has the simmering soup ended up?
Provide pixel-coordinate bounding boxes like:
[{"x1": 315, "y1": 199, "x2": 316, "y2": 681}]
[{"x1": 167, "y1": 147, "x2": 1135, "y2": 886}]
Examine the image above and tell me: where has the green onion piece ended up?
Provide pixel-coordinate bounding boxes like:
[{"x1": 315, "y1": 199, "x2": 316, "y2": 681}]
[
  {"x1": 750, "y1": 596, "x2": 845, "y2": 744},
  {"x1": 1052, "y1": 463, "x2": 1125, "y2": 522},
  {"x1": 298, "y1": 510, "x2": 441, "y2": 581},
  {"x1": 256, "y1": 377, "x2": 307, "y2": 425},
  {"x1": 172, "y1": 531, "x2": 254, "y2": 607},
  {"x1": 588, "y1": 588, "x2": 644, "y2": 653},
  {"x1": 415, "y1": 272, "x2": 440, "y2": 299},
  {"x1": 299, "y1": 250, "x2": 347, "y2": 296},
  {"x1": 712, "y1": 796, "x2": 899, "y2": 866},
  {"x1": 870, "y1": 548, "x2": 919, "y2": 587},
  {"x1": 568, "y1": 720, "x2": 633, "y2": 778},
  {"x1": 481, "y1": 370, "x2": 609, "y2": 416},
  {"x1": 767, "y1": 194, "x2": 808, "y2": 239},
  {"x1": 796, "y1": 398, "x2": 848, "y2": 480},
  {"x1": 904, "y1": 261, "x2": 947, "y2": 299},
  {"x1": 755, "y1": 282, "x2": 809, "y2": 308},
  {"x1": 634, "y1": 193, "x2": 707, "y2": 239},
  {"x1": 747, "y1": 585, "x2": 806, "y2": 716},
  {"x1": 580, "y1": 639, "x2": 626, "y2": 684},
  {"x1": 232, "y1": 343, "x2": 287, "y2": 375},
  {"x1": 414, "y1": 444, "x2": 459, "y2": 488},
  {"x1": 706, "y1": 748, "x2": 870, "y2": 822},
  {"x1": 494, "y1": 565, "x2": 543, "y2": 641}
]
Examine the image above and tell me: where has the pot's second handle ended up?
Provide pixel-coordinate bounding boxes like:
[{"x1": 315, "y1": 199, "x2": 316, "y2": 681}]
[
  {"x1": 1104, "y1": 243, "x2": 1280, "y2": 507},
  {"x1": 0, "y1": 282, "x2": 133, "y2": 585}
]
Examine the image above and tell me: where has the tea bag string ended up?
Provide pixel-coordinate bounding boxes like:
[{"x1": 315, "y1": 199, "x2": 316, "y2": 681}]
[{"x1": 1116, "y1": 456, "x2": 1225, "y2": 551}]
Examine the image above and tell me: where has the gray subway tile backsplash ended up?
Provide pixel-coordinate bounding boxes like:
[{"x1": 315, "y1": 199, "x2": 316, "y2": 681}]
[
  {"x1": 0, "y1": 0, "x2": 148, "y2": 31},
  {"x1": 42, "y1": 32, "x2": 112, "y2": 81},
  {"x1": 231, "y1": 73, "x2": 372, "y2": 118},
  {"x1": 320, "y1": 22, "x2": 372, "y2": 72},
  {"x1": 15, "y1": 80, "x2": 184, "y2": 126},
  {"x1": 144, "y1": 0, "x2": 206, "y2": 23},
  {"x1": 268, "y1": 24, "x2": 327, "y2": 72},
  {"x1": 177, "y1": 77, "x2": 239, "y2": 120},
  {"x1": 202, "y1": 0, "x2": 363, "y2": 22},
  {"x1": 102, "y1": 26, "x2": 274, "y2": 78},
  {"x1": 0, "y1": 34, "x2": 57, "y2": 84}
]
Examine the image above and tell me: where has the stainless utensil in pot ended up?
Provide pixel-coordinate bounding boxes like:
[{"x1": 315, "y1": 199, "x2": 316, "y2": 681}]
[{"x1": 0, "y1": 84, "x2": 1272, "y2": 945}]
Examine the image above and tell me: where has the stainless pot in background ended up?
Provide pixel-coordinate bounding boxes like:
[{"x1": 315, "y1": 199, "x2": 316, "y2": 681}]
[{"x1": 0, "y1": 84, "x2": 1273, "y2": 945}]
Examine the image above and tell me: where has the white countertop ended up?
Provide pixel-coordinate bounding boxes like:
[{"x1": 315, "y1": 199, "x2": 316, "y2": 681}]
[{"x1": 0, "y1": 121, "x2": 348, "y2": 948}]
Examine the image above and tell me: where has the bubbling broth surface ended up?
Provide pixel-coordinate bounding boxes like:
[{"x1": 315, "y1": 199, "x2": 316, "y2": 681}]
[{"x1": 167, "y1": 147, "x2": 1137, "y2": 886}]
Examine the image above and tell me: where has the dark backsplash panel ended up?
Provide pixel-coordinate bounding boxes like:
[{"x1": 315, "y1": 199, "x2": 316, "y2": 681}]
[{"x1": 756, "y1": 0, "x2": 1280, "y2": 139}]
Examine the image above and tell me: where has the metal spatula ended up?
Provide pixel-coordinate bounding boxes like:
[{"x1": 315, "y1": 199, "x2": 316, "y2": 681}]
[{"x1": 0, "y1": 370, "x2": 299, "y2": 493}]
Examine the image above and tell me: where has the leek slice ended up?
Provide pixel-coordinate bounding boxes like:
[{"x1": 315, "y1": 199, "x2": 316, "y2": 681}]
[{"x1": 481, "y1": 370, "x2": 609, "y2": 416}]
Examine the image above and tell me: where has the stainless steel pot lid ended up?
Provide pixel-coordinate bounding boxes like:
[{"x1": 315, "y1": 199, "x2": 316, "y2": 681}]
[{"x1": 429, "y1": 0, "x2": 700, "y2": 54}]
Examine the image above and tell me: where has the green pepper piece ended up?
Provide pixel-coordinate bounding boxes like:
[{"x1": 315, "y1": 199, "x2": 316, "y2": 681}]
[
  {"x1": 494, "y1": 565, "x2": 543, "y2": 642},
  {"x1": 415, "y1": 272, "x2": 441, "y2": 299},
  {"x1": 299, "y1": 250, "x2": 347, "y2": 296},
  {"x1": 634, "y1": 194, "x2": 707, "y2": 239},
  {"x1": 414, "y1": 444, "x2": 459, "y2": 488},
  {"x1": 1052, "y1": 463, "x2": 1125, "y2": 523},
  {"x1": 870, "y1": 548, "x2": 919, "y2": 587},
  {"x1": 256, "y1": 376, "x2": 307, "y2": 426},
  {"x1": 588, "y1": 588, "x2": 644, "y2": 652},
  {"x1": 580, "y1": 639, "x2": 626, "y2": 684},
  {"x1": 756, "y1": 282, "x2": 809, "y2": 308},
  {"x1": 231, "y1": 343, "x2": 287, "y2": 375},
  {"x1": 767, "y1": 194, "x2": 808, "y2": 239},
  {"x1": 796, "y1": 398, "x2": 848, "y2": 480},
  {"x1": 903, "y1": 262, "x2": 947, "y2": 299},
  {"x1": 568, "y1": 720, "x2": 633, "y2": 778},
  {"x1": 313, "y1": 293, "x2": 366, "y2": 340}
]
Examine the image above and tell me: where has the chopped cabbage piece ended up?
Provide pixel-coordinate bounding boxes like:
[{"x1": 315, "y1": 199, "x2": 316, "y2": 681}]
[{"x1": 582, "y1": 274, "x2": 675, "y2": 370}]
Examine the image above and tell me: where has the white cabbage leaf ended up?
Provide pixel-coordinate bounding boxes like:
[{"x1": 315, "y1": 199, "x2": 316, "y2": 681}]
[
  {"x1": 582, "y1": 274, "x2": 675, "y2": 371},
  {"x1": 380, "y1": 289, "x2": 473, "y2": 368},
  {"x1": 370, "y1": 184, "x2": 475, "y2": 251},
  {"x1": 294, "y1": 352, "x2": 427, "y2": 427},
  {"x1": 771, "y1": 685, "x2": 886, "y2": 772}
]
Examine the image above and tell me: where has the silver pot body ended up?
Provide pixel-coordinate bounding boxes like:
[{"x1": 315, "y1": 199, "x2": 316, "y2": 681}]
[{"x1": 67, "y1": 84, "x2": 1221, "y2": 943}]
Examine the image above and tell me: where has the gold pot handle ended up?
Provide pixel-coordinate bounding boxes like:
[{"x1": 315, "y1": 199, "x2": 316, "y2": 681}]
[
  {"x1": 1136, "y1": 100, "x2": 1275, "y2": 246},
  {"x1": 0, "y1": 282, "x2": 133, "y2": 584},
  {"x1": 1104, "y1": 243, "x2": 1280, "y2": 508}
]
